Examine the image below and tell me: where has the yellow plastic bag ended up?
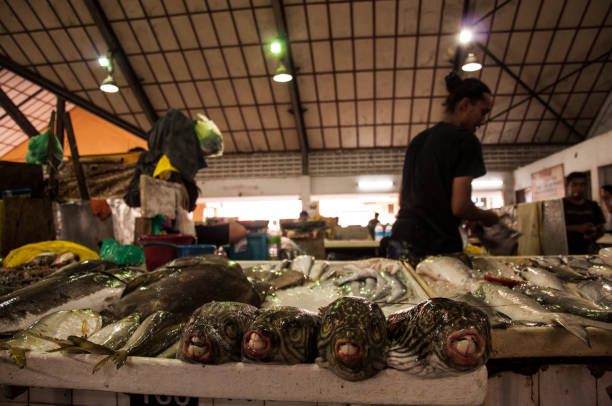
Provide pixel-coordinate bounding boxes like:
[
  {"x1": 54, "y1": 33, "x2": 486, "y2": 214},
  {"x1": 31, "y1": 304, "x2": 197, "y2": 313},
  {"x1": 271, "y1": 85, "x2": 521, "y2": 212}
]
[{"x1": 3, "y1": 240, "x2": 99, "y2": 268}]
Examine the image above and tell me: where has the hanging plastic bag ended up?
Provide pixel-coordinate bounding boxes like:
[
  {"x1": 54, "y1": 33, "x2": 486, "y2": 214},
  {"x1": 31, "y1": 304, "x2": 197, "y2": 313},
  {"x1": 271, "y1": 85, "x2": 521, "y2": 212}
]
[
  {"x1": 25, "y1": 129, "x2": 63, "y2": 165},
  {"x1": 100, "y1": 239, "x2": 144, "y2": 265},
  {"x1": 194, "y1": 113, "x2": 223, "y2": 157}
]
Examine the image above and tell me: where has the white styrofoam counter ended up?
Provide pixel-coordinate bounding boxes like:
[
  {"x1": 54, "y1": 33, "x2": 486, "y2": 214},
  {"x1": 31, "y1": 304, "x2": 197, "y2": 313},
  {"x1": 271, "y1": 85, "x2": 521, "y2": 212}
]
[{"x1": 0, "y1": 352, "x2": 487, "y2": 405}]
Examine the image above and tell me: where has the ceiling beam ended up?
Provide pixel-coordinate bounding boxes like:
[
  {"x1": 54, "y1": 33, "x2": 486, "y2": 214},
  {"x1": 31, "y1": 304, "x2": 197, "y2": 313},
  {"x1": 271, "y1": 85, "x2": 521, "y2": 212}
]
[
  {"x1": 84, "y1": 0, "x2": 157, "y2": 126},
  {"x1": 473, "y1": 0, "x2": 514, "y2": 26},
  {"x1": 0, "y1": 85, "x2": 39, "y2": 137},
  {"x1": 0, "y1": 54, "x2": 146, "y2": 139},
  {"x1": 487, "y1": 49, "x2": 612, "y2": 122},
  {"x1": 271, "y1": 0, "x2": 309, "y2": 175},
  {"x1": 476, "y1": 41, "x2": 584, "y2": 141}
]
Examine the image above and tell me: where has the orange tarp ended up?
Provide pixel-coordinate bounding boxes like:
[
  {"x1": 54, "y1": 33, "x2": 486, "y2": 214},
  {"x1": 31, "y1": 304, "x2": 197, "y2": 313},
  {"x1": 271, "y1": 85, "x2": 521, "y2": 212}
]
[{"x1": 1, "y1": 107, "x2": 147, "y2": 162}]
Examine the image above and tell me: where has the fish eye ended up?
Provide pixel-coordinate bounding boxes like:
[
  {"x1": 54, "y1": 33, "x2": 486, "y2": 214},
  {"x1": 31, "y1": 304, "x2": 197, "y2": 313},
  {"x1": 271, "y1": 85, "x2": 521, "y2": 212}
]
[{"x1": 224, "y1": 321, "x2": 238, "y2": 338}]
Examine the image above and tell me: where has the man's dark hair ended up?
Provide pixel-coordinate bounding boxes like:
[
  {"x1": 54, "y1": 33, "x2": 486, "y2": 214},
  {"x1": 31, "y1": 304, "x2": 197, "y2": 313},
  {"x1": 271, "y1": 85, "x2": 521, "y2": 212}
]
[
  {"x1": 299, "y1": 210, "x2": 308, "y2": 217},
  {"x1": 602, "y1": 184, "x2": 612, "y2": 194},
  {"x1": 443, "y1": 71, "x2": 491, "y2": 113},
  {"x1": 566, "y1": 171, "x2": 587, "y2": 185}
]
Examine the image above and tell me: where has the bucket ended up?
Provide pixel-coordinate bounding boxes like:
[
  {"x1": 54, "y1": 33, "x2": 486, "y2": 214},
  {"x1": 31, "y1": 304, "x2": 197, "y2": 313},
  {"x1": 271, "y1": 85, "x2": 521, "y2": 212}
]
[{"x1": 139, "y1": 234, "x2": 194, "y2": 271}]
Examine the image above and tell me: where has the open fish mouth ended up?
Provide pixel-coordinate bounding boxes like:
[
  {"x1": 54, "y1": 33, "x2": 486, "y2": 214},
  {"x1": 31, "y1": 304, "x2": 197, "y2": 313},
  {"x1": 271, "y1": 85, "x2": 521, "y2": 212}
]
[
  {"x1": 446, "y1": 329, "x2": 485, "y2": 366},
  {"x1": 183, "y1": 334, "x2": 212, "y2": 362},
  {"x1": 334, "y1": 339, "x2": 364, "y2": 365},
  {"x1": 243, "y1": 330, "x2": 271, "y2": 359}
]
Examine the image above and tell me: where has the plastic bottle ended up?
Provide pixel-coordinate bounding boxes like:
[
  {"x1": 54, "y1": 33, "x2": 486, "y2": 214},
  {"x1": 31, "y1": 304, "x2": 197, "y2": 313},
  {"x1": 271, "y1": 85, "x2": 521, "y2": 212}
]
[
  {"x1": 384, "y1": 224, "x2": 392, "y2": 237},
  {"x1": 375, "y1": 223, "x2": 384, "y2": 241},
  {"x1": 267, "y1": 221, "x2": 281, "y2": 259}
]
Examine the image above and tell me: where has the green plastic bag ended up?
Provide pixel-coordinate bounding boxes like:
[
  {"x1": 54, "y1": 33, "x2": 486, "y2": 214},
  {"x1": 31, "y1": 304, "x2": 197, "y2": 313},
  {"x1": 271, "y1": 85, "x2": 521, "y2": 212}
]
[
  {"x1": 100, "y1": 239, "x2": 144, "y2": 266},
  {"x1": 25, "y1": 129, "x2": 63, "y2": 165}
]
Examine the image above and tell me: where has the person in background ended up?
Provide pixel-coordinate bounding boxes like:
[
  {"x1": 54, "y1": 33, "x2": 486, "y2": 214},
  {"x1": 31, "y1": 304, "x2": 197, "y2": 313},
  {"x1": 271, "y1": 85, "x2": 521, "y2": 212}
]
[
  {"x1": 563, "y1": 172, "x2": 605, "y2": 254},
  {"x1": 389, "y1": 72, "x2": 498, "y2": 263},
  {"x1": 299, "y1": 210, "x2": 309, "y2": 222},
  {"x1": 367, "y1": 212, "x2": 381, "y2": 240},
  {"x1": 601, "y1": 184, "x2": 612, "y2": 232}
]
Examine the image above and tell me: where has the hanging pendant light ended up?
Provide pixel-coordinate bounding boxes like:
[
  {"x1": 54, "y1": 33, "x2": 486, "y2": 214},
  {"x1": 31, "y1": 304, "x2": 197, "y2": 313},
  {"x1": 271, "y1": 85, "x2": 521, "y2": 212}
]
[
  {"x1": 462, "y1": 52, "x2": 482, "y2": 72},
  {"x1": 100, "y1": 74, "x2": 119, "y2": 93},
  {"x1": 273, "y1": 63, "x2": 293, "y2": 83}
]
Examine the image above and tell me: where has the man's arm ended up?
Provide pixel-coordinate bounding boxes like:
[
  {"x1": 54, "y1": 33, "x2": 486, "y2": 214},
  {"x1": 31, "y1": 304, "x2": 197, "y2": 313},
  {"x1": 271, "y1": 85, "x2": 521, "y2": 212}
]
[{"x1": 451, "y1": 176, "x2": 499, "y2": 226}]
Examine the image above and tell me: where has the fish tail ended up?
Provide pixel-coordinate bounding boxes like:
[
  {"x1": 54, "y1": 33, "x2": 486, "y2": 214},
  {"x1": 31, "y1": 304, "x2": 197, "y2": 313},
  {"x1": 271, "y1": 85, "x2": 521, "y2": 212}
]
[
  {"x1": 112, "y1": 350, "x2": 129, "y2": 369},
  {"x1": 8, "y1": 348, "x2": 27, "y2": 368},
  {"x1": 553, "y1": 315, "x2": 590, "y2": 347},
  {"x1": 92, "y1": 354, "x2": 114, "y2": 374}
]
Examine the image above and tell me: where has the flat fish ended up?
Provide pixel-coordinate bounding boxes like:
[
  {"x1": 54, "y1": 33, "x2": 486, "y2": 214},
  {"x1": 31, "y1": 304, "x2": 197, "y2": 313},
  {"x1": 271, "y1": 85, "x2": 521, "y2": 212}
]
[
  {"x1": 177, "y1": 301, "x2": 257, "y2": 364},
  {"x1": 316, "y1": 296, "x2": 387, "y2": 381},
  {"x1": 386, "y1": 298, "x2": 491, "y2": 377},
  {"x1": 243, "y1": 306, "x2": 320, "y2": 364},
  {"x1": 108, "y1": 255, "x2": 262, "y2": 319}
]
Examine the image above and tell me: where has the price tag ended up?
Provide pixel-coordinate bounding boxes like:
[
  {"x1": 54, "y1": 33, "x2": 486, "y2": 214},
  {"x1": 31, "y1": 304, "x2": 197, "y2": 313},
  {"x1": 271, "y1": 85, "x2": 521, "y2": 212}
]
[{"x1": 129, "y1": 394, "x2": 197, "y2": 406}]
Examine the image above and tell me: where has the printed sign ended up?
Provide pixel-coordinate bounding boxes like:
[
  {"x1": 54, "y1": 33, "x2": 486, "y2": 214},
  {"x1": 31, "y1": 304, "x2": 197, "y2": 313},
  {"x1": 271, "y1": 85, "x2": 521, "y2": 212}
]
[{"x1": 531, "y1": 164, "x2": 565, "y2": 202}]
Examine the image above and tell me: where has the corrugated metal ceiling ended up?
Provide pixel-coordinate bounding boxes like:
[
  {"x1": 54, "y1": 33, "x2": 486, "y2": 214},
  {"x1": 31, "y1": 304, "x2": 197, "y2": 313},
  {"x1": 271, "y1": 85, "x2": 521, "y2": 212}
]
[{"x1": 0, "y1": 0, "x2": 610, "y2": 165}]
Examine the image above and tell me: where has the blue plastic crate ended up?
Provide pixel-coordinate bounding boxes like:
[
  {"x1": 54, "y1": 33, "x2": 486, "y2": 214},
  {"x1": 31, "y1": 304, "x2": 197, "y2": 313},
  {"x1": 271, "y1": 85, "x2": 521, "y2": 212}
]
[
  {"x1": 229, "y1": 232, "x2": 268, "y2": 260},
  {"x1": 175, "y1": 244, "x2": 216, "y2": 257}
]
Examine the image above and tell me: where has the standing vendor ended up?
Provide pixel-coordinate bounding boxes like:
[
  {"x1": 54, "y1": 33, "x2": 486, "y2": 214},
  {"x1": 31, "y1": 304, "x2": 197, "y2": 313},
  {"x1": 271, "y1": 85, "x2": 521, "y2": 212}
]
[
  {"x1": 390, "y1": 72, "x2": 498, "y2": 261},
  {"x1": 563, "y1": 172, "x2": 605, "y2": 254}
]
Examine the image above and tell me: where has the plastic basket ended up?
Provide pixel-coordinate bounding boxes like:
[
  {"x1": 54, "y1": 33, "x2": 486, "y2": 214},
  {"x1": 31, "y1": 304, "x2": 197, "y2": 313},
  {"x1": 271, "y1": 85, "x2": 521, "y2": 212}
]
[
  {"x1": 229, "y1": 232, "x2": 268, "y2": 260},
  {"x1": 139, "y1": 234, "x2": 194, "y2": 271}
]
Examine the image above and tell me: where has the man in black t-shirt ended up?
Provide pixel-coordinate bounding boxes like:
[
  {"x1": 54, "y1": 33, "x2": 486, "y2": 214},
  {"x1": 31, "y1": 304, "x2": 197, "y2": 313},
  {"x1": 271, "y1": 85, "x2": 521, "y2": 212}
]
[
  {"x1": 390, "y1": 74, "x2": 498, "y2": 261},
  {"x1": 563, "y1": 172, "x2": 605, "y2": 254}
]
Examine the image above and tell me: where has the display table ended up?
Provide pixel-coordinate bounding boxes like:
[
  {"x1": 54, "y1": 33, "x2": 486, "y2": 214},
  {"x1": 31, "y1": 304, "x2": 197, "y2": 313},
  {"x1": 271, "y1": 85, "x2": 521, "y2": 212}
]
[
  {"x1": 324, "y1": 239, "x2": 380, "y2": 259},
  {"x1": 0, "y1": 352, "x2": 487, "y2": 405}
]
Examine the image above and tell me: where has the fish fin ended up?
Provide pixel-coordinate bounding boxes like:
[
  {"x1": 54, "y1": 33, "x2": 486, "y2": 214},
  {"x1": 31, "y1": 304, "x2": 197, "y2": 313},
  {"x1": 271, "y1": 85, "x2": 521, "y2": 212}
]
[
  {"x1": 553, "y1": 315, "x2": 590, "y2": 347},
  {"x1": 25, "y1": 332, "x2": 72, "y2": 347},
  {"x1": 112, "y1": 350, "x2": 129, "y2": 369},
  {"x1": 47, "y1": 346, "x2": 88, "y2": 354},
  {"x1": 65, "y1": 336, "x2": 114, "y2": 355},
  {"x1": 92, "y1": 355, "x2": 113, "y2": 374},
  {"x1": 8, "y1": 348, "x2": 27, "y2": 369}
]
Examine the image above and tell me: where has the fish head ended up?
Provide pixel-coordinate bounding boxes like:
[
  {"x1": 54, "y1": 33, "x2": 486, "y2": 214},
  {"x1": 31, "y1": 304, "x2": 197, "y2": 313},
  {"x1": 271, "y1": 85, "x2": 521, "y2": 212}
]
[
  {"x1": 317, "y1": 296, "x2": 387, "y2": 381},
  {"x1": 410, "y1": 298, "x2": 491, "y2": 374},
  {"x1": 243, "y1": 307, "x2": 320, "y2": 364},
  {"x1": 178, "y1": 301, "x2": 256, "y2": 364}
]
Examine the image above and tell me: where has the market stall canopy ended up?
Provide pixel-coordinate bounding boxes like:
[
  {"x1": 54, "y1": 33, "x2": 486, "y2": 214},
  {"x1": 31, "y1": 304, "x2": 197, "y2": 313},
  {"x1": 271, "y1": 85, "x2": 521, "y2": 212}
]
[{"x1": 0, "y1": 0, "x2": 610, "y2": 163}]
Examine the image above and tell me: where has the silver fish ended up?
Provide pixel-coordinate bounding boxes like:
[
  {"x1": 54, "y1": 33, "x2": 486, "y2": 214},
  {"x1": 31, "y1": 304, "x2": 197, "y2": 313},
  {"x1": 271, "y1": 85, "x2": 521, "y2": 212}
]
[
  {"x1": 1, "y1": 309, "x2": 102, "y2": 368},
  {"x1": 416, "y1": 256, "x2": 480, "y2": 292},
  {"x1": 93, "y1": 310, "x2": 185, "y2": 372},
  {"x1": 88, "y1": 313, "x2": 141, "y2": 350},
  {"x1": 308, "y1": 261, "x2": 329, "y2": 281},
  {"x1": 520, "y1": 266, "x2": 566, "y2": 290},
  {"x1": 290, "y1": 255, "x2": 314, "y2": 277},
  {"x1": 515, "y1": 284, "x2": 612, "y2": 322},
  {"x1": 474, "y1": 281, "x2": 612, "y2": 346},
  {"x1": 0, "y1": 261, "x2": 140, "y2": 334},
  {"x1": 576, "y1": 278, "x2": 612, "y2": 309}
]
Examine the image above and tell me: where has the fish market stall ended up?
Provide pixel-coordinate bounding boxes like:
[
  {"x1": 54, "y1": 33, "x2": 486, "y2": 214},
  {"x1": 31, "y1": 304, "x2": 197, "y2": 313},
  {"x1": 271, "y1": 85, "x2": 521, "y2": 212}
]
[
  {"x1": 0, "y1": 352, "x2": 487, "y2": 405},
  {"x1": 1, "y1": 254, "x2": 611, "y2": 406}
]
